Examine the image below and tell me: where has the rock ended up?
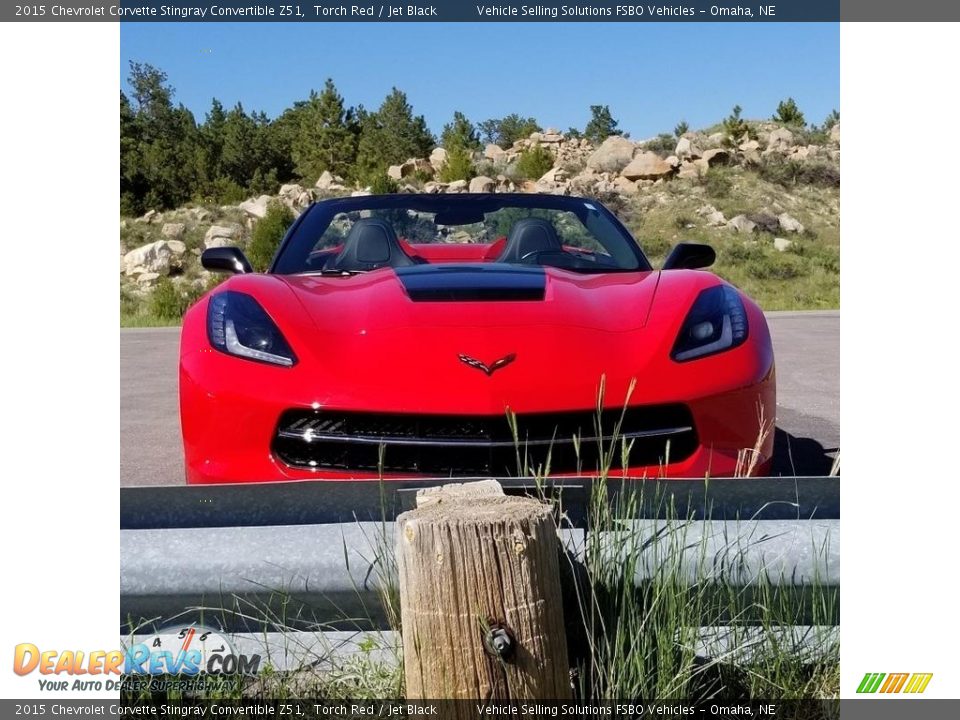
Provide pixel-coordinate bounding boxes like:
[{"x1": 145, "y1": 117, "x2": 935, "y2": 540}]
[
  {"x1": 677, "y1": 161, "x2": 701, "y2": 180},
  {"x1": 727, "y1": 215, "x2": 757, "y2": 234},
  {"x1": 166, "y1": 240, "x2": 186, "y2": 255},
  {"x1": 484, "y1": 143, "x2": 506, "y2": 161},
  {"x1": 664, "y1": 155, "x2": 680, "y2": 168},
  {"x1": 315, "y1": 171, "x2": 346, "y2": 191},
  {"x1": 538, "y1": 167, "x2": 567, "y2": 184},
  {"x1": 429, "y1": 147, "x2": 448, "y2": 169},
  {"x1": 612, "y1": 176, "x2": 640, "y2": 195},
  {"x1": 621, "y1": 151, "x2": 675, "y2": 181},
  {"x1": 706, "y1": 132, "x2": 726, "y2": 148},
  {"x1": 767, "y1": 127, "x2": 794, "y2": 150},
  {"x1": 778, "y1": 213, "x2": 805, "y2": 234},
  {"x1": 701, "y1": 148, "x2": 730, "y2": 167},
  {"x1": 136, "y1": 272, "x2": 160, "y2": 285},
  {"x1": 423, "y1": 181, "x2": 445, "y2": 194},
  {"x1": 697, "y1": 205, "x2": 727, "y2": 227},
  {"x1": 774, "y1": 237, "x2": 793, "y2": 252},
  {"x1": 446, "y1": 179, "x2": 468, "y2": 193},
  {"x1": 675, "y1": 137, "x2": 702, "y2": 159},
  {"x1": 279, "y1": 183, "x2": 305, "y2": 198},
  {"x1": 239, "y1": 195, "x2": 272, "y2": 219},
  {"x1": 829, "y1": 122, "x2": 840, "y2": 144},
  {"x1": 387, "y1": 164, "x2": 404, "y2": 181},
  {"x1": 540, "y1": 132, "x2": 563, "y2": 144},
  {"x1": 586, "y1": 136, "x2": 636, "y2": 173},
  {"x1": 468, "y1": 175, "x2": 496, "y2": 193},
  {"x1": 203, "y1": 224, "x2": 241, "y2": 249},
  {"x1": 122, "y1": 240, "x2": 184, "y2": 276},
  {"x1": 160, "y1": 223, "x2": 185, "y2": 241},
  {"x1": 748, "y1": 213, "x2": 781, "y2": 234},
  {"x1": 351, "y1": 189, "x2": 372, "y2": 197},
  {"x1": 390, "y1": 158, "x2": 434, "y2": 180},
  {"x1": 140, "y1": 209, "x2": 158, "y2": 224},
  {"x1": 739, "y1": 139, "x2": 761, "y2": 153}
]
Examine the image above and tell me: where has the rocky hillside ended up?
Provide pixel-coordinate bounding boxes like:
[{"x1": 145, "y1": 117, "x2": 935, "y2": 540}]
[{"x1": 120, "y1": 121, "x2": 840, "y2": 324}]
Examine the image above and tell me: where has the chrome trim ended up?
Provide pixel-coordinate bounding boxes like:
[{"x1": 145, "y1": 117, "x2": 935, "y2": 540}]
[{"x1": 276, "y1": 426, "x2": 694, "y2": 448}]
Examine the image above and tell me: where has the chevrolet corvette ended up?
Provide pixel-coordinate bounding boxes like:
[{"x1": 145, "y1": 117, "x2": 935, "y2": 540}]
[{"x1": 180, "y1": 193, "x2": 774, "y2": 484}]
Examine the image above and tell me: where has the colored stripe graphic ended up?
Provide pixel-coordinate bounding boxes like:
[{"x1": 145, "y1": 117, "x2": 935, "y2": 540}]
[
  {"x1": 857, "y1": 673, "x2": 885, "y2": 693},
  {"x1": 857, "y1": 672, "x2": 932, "y2": 694},
  {"x1": 904, "y1": 673, "x2": 933, "y2": 694}
]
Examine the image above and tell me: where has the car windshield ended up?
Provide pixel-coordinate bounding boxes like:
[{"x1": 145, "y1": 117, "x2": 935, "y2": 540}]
[{"x1": 271, "y1": 194, "x2": 650, "y2": 275}]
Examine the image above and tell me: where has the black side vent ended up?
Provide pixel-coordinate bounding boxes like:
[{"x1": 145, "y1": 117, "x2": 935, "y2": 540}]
[{"x1": 395, "y1": 264, "x2": 546, "y2": 302}]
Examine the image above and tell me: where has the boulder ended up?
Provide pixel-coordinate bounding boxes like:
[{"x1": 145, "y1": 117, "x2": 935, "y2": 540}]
[
  {"x1": 620, "y1": 151, "x2": 675, "y2": 181},
  {"x1": 239, "y1": 195, "x2": 272, "y2": 219},
  {"x1": 675, "y1": 137, "x2": 702, "y2": 160},
  {"x1": 203, "y1": 224, "x2": 241, "y2": 249},
  {"x1": 612, "y1": 176, "x2": 640, "y2": 195},
  {"x1": 139, "y1": 209, "x2": 158, "y2": 224},
  {"x1": 387, "y1": 164, "x2": 404, "y2": 181},
  {"x1": 160, "y1": 223, "x2": 185, "y2": 241},
  {"x1": 586, "y1": 136, "x2": 636, "y2": 173},
  {"x1": 774, "y1": 237, "x2": 793, "y2": 252},
  {"x1": 727, "y1": 215, "x2": 757, "y2": 234},
  {"x1": 706, "y1": 132, "x2": 726, "y2": 148},
  {"x1": 538, "y1": 167, "x2": 567, "y2": 184},
  {"x1": 484, "y1": 143, "x2": 506, "y2": 161},
  {"x1": 279, "y1": 183, "x2": 305, "y2": 198},
  {"x1": 423, "y1": 181, "x2": 445, "y2": 194},
  {"x1": 778, "y1": 213, "x2": 805, "y2": 234},
  {"x1": 315, "y1": 170, "x2": 346, "y2": 191},
  {"x1": 767, "y1": 127, "x2": 794, "y2": 150},
  {"x1": 429, "y1": 147, "x2": 448, "y2": 169},
  {"x1": 122, "y1": 240, "x2": 185, "y2": 276},
  {"x1": 829, "y1": 122, "x2": 840, "y2": 144},
  {"x1": 677, "y1": 161, "x2": 701, "y2": 180},
  {"x1": 701, "y1": 148, "x2": 730, "y2": 167},
  {"x1": 446, "y1": 179, "x2": 468, "y2": 193},
  {"x1": 136, "y1": 272, "x2": 160, "y2": 286},
  {"x1": 468, "y1": 175, "x2": 496, "y2": 193},
  {"x1": 390, "y1": 158, "x2": 434, "y2": 180}
]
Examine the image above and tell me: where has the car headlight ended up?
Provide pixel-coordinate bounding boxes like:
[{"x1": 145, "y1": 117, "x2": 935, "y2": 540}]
[
  {"x1": 672, "y1": 285, "x2": 748, "y2": 362},
  {"x1": 207, "y1": 291, "x2": 297, "y2": 367}
]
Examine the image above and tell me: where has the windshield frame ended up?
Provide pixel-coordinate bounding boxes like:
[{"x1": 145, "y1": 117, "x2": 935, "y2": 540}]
[{"x1": 269, "y1": 193, "x2": 653, "y2": 275}]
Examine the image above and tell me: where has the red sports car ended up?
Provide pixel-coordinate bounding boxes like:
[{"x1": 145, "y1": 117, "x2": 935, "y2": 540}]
[{"x1": 180, "y1": 194, "x2": 774, "y2": 484}]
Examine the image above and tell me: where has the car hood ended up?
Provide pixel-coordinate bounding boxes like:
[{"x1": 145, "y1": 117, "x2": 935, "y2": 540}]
[{"x1": 277, "y1": 264, "x2": 660, "y2": 334}]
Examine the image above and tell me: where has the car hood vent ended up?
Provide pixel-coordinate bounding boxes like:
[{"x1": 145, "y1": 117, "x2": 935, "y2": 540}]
[{"x1": 395, "y1": 264, "x2": 546, "y2": 302}]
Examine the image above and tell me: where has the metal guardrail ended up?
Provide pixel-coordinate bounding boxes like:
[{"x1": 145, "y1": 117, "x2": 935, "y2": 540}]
[
  {"x1": 120, "y1": 477, "x2": 839, "y2": 636},
  {"x1": 120, "y1": 476, "x2": 840, "y2": 529}
]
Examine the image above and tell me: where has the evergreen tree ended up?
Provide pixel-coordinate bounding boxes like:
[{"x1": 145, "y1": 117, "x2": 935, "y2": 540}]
[
  {"x1": 773, "y1": 97, "x2": 806, "y2": 126},
  {"x1": 292, "y1": 79, "x2": 357, "y2": 182},
  {"x1": 355, "y1": 88, "x2": 434, "y2": 182},
  {"x1": 440, "y1": 111, "x2": 480, "y2": 151},
  {"x1": 479, "y1": 114, "x2": 541, "y2": 148},
  {"x1": 583, "y1": 105, "x2": 620, "y2": 144}
]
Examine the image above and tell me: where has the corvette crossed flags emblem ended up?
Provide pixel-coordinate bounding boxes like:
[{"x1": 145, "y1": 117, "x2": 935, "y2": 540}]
[{"x1": 458, "y1": 353, "x2": 517, "y2": 376}]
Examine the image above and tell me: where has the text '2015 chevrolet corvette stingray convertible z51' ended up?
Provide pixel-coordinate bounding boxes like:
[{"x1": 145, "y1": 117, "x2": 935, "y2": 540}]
[{"x1": 179, "y1": 193, "x2": 774, "y2": 483}]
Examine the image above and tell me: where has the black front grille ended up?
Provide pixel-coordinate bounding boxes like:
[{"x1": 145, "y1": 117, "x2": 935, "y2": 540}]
[{"x1": 273, "y1": 406, "x2": 698, "y2": 476}]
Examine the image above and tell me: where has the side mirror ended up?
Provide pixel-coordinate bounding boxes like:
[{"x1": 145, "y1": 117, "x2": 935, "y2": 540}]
[
  {"x1": 201, "y1": 247, "x2": 253, "y2": 274},
  {"x1": 662, "y1": 243, "x2": 715, "y2": 270}
]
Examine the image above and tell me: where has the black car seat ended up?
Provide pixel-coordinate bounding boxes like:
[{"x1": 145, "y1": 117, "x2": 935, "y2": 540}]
[
  {"x1": 496, "y1": 218, "x2": 563, "y2": 264},
  {"x1": 329, "y1": 218, "x2": 418, "y2": 271}
]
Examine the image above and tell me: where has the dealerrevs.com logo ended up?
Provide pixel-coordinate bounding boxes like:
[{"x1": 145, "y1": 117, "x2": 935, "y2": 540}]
[
  {"x1": 857, "y1": 672, "x2": 933, "y2": 694},
  {"x1": 13, "y1": 626, "x2": 261, "y2": 692}
]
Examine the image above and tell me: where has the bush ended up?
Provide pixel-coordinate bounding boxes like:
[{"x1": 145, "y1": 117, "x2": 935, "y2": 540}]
[
  {"x1": 247, "y1": 201, "x2": 296, "y2": 271},
  {"x1": 514, "y1": 144, "x2": 554, "y2": 180},
  {"x1": 674, "y1": 120, "x2": 689, "y2": 137},
  {"x1": 439, "y1": 145, "x2": 475, "y2": 183},
  {"x1": 367, "y1": 174, "x2": 399, "y2": 195},
  {"x1": 703, "y1": 168, "x2": 733, "y2": 198},
  {"x1": 644, "y1": 133, "x2": 676, "y2": 157},
  {"x1": 745, "y1": 252, "x2": 808, "y2": 280},
  {"x1": 758, "y1": 157, "x2": 840, "y2": 188},
  {"x1": 149, "y1": 279, "x2": 199, "y2": 321}
]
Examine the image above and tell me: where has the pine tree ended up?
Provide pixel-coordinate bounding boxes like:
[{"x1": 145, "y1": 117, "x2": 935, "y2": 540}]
[
  {"x1": 440, "y1": 111, "x2": 480, "y2": 151},
  {"x1": 583, "y1": 105, "x2": 621, "y2": 144},
  {"x1": 292, "y1": 79, "x2": 357, "y2": 182},
  {"x1": 355, "y1": 88, "x2": 434, "y2": 183},
  {"x1": 773, "y1": 98, "x2": 806, "y2": 126}
]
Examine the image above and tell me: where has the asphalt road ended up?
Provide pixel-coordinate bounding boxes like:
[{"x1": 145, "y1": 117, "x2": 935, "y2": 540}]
[{"x1": 119, "y1": 311, "x2": 839, "y2": 486}]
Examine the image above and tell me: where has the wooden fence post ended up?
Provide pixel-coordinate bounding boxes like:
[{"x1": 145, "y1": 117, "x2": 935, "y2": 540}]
[{"x1": 397, "y1": 480, "x2": 571, "y2": 702}]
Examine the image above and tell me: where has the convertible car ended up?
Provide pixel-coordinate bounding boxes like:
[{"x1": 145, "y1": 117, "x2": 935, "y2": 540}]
[{"x1": 180, "y1": 193, "x2": 774, "y2": 484}]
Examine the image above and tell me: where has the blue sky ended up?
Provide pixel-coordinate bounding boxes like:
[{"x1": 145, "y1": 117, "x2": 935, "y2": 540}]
[{"x1": 121, "y1": 23, "x2": 839, "y2": 138}]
